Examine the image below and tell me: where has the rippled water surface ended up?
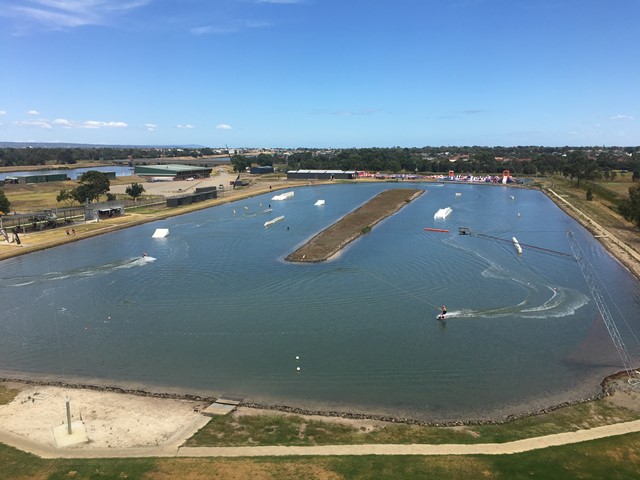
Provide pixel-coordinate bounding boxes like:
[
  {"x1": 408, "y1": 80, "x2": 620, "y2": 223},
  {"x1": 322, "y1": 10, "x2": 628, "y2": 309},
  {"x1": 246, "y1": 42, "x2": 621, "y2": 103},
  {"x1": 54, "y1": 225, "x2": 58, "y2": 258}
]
[{"x1": 2, "y1": 183, "x2": 639, "y2": 421}]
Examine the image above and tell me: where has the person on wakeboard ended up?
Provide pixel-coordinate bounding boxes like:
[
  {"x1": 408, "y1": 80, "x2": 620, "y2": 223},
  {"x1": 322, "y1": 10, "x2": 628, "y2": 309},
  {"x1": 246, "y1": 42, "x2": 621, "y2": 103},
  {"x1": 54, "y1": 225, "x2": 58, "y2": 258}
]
[
  {"x1": 438, "y1": 305, "x2": 447, "y2": 320},
  {"x1": 142, "y1": 252, "x2": 148, "y2": 258}
]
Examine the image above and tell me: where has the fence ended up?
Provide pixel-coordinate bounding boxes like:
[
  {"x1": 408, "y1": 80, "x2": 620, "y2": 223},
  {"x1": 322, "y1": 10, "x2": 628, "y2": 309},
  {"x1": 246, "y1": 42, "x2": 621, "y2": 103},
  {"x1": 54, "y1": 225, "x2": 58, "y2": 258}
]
[{"x1": 0, "y1": 195, "x2": 166, "y2": 232}]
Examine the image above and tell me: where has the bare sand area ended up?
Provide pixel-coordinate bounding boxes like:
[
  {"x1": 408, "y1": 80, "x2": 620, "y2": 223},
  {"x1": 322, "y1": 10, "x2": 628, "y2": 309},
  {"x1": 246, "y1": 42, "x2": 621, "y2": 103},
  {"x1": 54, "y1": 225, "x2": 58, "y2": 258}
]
[{"x1": 0, "y1": 382, "x2": 210, "y2": 453}]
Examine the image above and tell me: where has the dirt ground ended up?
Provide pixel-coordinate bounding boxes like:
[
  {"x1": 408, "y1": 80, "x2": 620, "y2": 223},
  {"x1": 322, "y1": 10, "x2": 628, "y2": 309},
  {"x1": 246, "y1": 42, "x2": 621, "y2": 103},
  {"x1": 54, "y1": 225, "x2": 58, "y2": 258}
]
[
  {"x1": 0, "y1": 382, "x2": 209, "y2": 450},
  {"x1": 0, "y1": 381, "x2": 386, "y2": 453}
]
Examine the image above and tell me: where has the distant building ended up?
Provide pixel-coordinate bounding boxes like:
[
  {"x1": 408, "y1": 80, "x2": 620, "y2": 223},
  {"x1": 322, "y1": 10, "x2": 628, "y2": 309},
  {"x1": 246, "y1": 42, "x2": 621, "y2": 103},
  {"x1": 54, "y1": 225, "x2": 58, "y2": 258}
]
[
  {"x1": 287, "y1": 170, "x2": 357, "y2": 180},
  {"x1": 249, "y1": 166, "x2": 274, "y2": 175},
  {"x1": 134, "y1": 164, "x2": 212, "y2": 180},
  {"x1": 166, "y1": 186, "x2": 218, "y2": 207},
  {"x1": 4, "y1": 173, "x2": 69, "y2": 184},
  {"x1": 85, "y1": 201, "x2": 125, "y2": 221}
]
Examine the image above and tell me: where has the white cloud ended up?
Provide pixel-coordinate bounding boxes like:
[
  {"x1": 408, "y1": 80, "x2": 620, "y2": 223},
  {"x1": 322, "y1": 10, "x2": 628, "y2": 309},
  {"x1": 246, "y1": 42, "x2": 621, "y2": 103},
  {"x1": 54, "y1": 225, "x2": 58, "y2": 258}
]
[
  {"x1": 177, "y1": 124, "x2": 195, "y2": 129},
  {"x1": 0, "y1": 110, "x2": 7, "y2": 116},
  {"x1": 16, "y1": 116, "x2": 128, "y2": 130},
  {"x1": 3, "y1": 0, "x2": 152, "y2": 31},
  {"x1": 53, "y1": 118, "x2": 73, "y2": 127},
  {"x1": 609, "y1": 114, "x2": 633, "y2": 121},
  {"x1": 15, "y1": 119, "x2": 52, "y2": 129},
  {"x1": 191, "y1": 19, "x2": 271, "y2": 35},
  {"x1": 27, "y1": 109, "x2": 40, "y2": 115},
  {"x1": 190, "y1": 26, "x2": 236, "y2": 35},
  {"x1": 82, "y1": 120, "x2": 127, "y2": 128},
  {"x1": 145, "y1": 123, "x2": 157, "y2": 131},
  {"x1": 216, "y1": 124, "x2": 232, "y2": 130}
]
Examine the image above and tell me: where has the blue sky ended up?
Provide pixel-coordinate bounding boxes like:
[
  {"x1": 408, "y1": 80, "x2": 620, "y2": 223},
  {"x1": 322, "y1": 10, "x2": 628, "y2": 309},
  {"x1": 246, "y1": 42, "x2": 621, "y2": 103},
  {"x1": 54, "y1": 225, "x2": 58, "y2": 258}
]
[{"x1": 1, "y1": 0, "x2": 638, "y2": 148}]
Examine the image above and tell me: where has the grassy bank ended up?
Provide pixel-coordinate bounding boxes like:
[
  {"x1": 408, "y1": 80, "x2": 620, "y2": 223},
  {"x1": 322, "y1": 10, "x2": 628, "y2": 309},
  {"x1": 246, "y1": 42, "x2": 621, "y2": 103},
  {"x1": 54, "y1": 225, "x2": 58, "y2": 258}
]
[{"x1": 185, "y1": 394, "x2": 640, "y2": 448}]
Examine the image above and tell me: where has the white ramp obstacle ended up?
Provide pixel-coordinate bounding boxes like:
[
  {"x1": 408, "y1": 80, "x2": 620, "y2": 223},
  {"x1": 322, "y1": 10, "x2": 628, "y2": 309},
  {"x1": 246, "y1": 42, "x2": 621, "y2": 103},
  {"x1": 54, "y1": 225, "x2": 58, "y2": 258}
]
[
  {"x1": 152, "y1": 228, "x2": 169, "y2": 238},
  {"x1": 272, "y1": 191, "x2": 294, "y2": 201},
  {"x1": 434, "y1": 207, "x2": 452, "y2": 220}
]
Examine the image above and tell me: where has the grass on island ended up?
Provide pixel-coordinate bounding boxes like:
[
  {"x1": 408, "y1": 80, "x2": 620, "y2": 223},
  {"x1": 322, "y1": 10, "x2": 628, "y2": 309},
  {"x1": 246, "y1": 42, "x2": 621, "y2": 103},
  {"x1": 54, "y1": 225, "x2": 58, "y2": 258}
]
[
  {"x1": 185, "y1": 397, "x2": 640, "y2": 448},
  {"x1": 3, "y1": 433, "x2": 640, "y2": 480}
]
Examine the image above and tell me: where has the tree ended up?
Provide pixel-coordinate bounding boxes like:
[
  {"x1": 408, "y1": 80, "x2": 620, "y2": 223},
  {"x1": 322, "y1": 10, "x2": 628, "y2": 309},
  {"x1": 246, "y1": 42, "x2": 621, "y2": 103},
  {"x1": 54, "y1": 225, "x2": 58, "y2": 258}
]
[
  {"x1": 564, "y1": 151, "x2": 600, "y2": 187},
  {"x1": 125, "y1": 182, "x2": 145, "y2": 201},
  {"x1": 56, "y1": 189, "x2": 76, "y2": 207},
  {"x1": 72, "y1": 170, "x2": 110, "y2": 203},
  {"x1": 230, "y1": 155, "x2": 251, "y2": 173},
  {"x1": 619, "y1": 185, "x2": 640, "y2": 228},
  {"x1": 256, "y1": 153, "x2": 273, "y2": 166},
  {"x1": 0, "y1": 189, "x2": 10, "y2": 214}
]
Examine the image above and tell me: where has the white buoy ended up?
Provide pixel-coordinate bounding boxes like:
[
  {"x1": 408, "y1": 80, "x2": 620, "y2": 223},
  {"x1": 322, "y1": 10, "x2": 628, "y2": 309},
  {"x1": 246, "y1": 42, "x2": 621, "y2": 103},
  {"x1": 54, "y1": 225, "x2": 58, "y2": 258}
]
[
  {"x1": 296, "y1": 367, "x2": 301, "y2": 372},
  {"x1": 295, "y1": 356, "x2": 299, "y2": 360},
  {"x1": 512, "y1": 236, "x2": 523, "y2": 255}
]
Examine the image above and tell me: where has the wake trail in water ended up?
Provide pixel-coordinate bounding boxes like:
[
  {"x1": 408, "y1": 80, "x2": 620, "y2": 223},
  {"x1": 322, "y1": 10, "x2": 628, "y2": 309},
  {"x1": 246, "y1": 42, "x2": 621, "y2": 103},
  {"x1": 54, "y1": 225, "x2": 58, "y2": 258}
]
[
  {"x1": 438, "y1": 285, "x2": 589, "y2": 320},
  {"x1": 439, "y1": 233, "x2": 589, "y2": 320},
  {"x1": 2, "y1": 256, "x2": 156, "y2": 287}
]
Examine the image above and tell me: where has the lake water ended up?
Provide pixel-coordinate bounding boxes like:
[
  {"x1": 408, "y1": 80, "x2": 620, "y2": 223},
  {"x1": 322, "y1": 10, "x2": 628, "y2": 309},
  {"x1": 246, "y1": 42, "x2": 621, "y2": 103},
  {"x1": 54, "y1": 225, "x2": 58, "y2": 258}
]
[
  {"x1": 0, "y1": 165, "x2": 134, "y2": 181},
  {"x1": 1, "y1": 182, "x2": 639, "y2": 421}
]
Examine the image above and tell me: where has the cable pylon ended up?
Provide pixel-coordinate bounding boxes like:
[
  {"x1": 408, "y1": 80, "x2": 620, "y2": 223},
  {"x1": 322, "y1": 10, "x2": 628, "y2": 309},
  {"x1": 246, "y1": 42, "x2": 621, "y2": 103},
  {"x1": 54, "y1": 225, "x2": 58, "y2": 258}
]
[{"x1": 567, "y1": 230, "x2": 640, "y2": 386}]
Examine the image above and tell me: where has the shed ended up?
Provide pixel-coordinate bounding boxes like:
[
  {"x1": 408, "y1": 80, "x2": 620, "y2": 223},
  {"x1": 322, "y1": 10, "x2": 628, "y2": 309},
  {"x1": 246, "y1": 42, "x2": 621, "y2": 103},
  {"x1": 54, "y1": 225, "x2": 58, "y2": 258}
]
[
  {"x1": 287, "y1": 169, "x2": 357, "y2": 180},
  {"x1": 250, "y1": 166, "x2": 274, "y2": 175},
  {"x1": 135, "y1": 164, "x2": 212, "y2": 180}
]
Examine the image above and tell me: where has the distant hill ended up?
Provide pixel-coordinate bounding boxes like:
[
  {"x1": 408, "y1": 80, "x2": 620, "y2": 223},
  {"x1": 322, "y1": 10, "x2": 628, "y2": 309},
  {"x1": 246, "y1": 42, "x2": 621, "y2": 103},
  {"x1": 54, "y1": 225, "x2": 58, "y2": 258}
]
[{"x1": 0, "y1": 142, "x2": 206, "y2": 149}]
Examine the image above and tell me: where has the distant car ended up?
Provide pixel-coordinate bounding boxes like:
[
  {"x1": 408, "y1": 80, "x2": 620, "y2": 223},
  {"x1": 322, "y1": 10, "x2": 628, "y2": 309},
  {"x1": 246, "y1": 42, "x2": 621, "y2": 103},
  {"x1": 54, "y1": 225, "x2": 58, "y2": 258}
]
[{"x1": 186, "y1": 177, "x2": 194, "y2": 181}]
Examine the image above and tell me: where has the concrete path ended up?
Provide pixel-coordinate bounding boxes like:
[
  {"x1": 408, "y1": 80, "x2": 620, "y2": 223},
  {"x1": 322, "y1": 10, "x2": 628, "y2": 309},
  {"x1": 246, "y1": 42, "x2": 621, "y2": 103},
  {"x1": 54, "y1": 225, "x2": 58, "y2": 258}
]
[{"x1": 2, "y1": 419, "x2": 640, "y2": 459}]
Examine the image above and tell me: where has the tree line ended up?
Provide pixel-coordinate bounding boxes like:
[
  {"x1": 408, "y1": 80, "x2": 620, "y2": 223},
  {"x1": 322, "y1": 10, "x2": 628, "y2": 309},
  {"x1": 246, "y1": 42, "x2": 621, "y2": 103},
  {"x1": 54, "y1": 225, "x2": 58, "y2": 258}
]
[
  {"x1": 227, "y1": 146, "x2": 640, "y2": 179},
  {"x1": 0, "y1": 146, "x2": 217, "y2": 167}
]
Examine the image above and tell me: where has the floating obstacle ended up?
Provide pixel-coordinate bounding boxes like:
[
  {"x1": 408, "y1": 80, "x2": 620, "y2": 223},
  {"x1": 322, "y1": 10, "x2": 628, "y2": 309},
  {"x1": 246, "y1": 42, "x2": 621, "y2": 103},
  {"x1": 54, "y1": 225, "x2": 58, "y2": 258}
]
[
  {"x1": 424, "y1": 227, "x2": 450, "y2": 233},
  {"x1": 434, "y1": 207, "x2": 453, "y2": 220},
  {"x1": 455, "y1": 192, "x2": 462, "y2": 197},
  {"x1": 152, "y1": 228, "x2": 169, "y2": 238},
  {"x1": 272, "y1": 191, "x2": 294, "y2": 201},
  {"x1": 264, "y1": 215, "x2": 285, "y2": 227},
  {"x1": 314, "y1": 199, "x2": 325, "y2": 206},
  {"x1": 512, "y1": 237, "x2": 523, "y2": 255}
]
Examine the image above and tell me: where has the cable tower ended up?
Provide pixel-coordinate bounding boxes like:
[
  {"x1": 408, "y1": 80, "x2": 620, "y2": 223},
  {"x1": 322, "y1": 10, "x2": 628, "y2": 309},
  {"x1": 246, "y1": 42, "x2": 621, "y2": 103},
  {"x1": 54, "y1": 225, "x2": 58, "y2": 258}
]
[{"x1": 567, "y1": 230, "x2": 640, "y2": 386}]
